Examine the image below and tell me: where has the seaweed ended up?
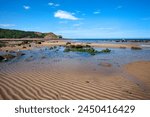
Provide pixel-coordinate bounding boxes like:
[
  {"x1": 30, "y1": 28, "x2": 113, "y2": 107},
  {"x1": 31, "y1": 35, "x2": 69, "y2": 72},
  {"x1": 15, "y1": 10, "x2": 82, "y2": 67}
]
[
  {"x1": 64, "y1": 44, "x2": 101, "y2": 55},
  {"x1": 100, "y1": 48, "x2": 111, "y2": 53},
  {"x1": 131, "y1": 46, "x2": 142, "y2": 50}
]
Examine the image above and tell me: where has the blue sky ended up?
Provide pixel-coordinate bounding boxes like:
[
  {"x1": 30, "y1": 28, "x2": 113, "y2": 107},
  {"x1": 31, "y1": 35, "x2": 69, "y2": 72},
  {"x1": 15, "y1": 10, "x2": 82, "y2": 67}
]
[{"x1": 0, "y1": 0, "x2": 150, "y2": 38}]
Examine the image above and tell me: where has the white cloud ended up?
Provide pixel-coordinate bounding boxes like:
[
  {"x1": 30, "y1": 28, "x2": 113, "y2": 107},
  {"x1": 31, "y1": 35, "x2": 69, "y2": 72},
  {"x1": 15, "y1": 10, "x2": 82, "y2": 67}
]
[
  {"x1": 0, "y1": 24, "x2": 16, "y2": 27},
  {"x1": 48, "y1": 3, "x2": 54, "y2": 6},
  {"x1": 54, "y1": 10, "x2": 79, "y2": 20},
  {"x1": 48, "y1": 2, "x2": 60, "y2": 7},
  {"x1": 93, "y1": 10, "x2": 101, "y2": 14},
  {"x1": 23, "y1": 5, "x2": 30, "y2": 10}
]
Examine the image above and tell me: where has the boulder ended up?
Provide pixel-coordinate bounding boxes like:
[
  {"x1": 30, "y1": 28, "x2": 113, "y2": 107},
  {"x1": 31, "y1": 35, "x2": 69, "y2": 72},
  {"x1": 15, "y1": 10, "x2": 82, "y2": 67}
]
[{"x1": 0, "y1": 56, "x2": 5, "y2": 61}]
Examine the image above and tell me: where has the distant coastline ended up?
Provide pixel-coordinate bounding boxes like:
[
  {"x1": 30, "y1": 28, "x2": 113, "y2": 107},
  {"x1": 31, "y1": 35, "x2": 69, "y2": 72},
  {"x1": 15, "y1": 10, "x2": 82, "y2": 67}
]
[{"x1": 0, "y1": 28, "x2": 62, "y2": 39}]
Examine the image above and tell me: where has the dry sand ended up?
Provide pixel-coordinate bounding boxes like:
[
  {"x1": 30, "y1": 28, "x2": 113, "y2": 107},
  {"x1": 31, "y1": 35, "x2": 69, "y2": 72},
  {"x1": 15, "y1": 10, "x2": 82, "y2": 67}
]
[
  {"x1": 43, "y1": 41, "x2": 139, "y2": 48},
  {"x1": 0, "y1": 59, "x2": 149, "y2": 100}
]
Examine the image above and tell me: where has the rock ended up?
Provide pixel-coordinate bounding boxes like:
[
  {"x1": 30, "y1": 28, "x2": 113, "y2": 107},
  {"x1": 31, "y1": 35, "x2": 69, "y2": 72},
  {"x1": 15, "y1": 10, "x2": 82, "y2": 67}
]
[
  {"x1": 66, "y1": 42, "x2": 71, "y2": 45},
  {"x1": 99, "y1": 62, "x2": 112, "y2": 67},
  {"x1": 49, "y1": 46, "x2": 57, "y2": 50},
  {"x1": 100, "y1": 48, "x2": 111, "y2": 53},
  {"x1": 120, "y1": 46, "x2": 126, "y2": 49},
  {"x1": 9, "y1": 50, "x2": 16, "y2": 53},
  {"x1": 131, "y1": 46, "x2": 142, "y2": 50},
  {"x1": 22, "y1": 46, "x2": 26, "y2": 49},
  {"x1": 64, "y1": 45, "x2": 99, "y2": 55},
  {"x1": 35, "y1": 41, "x2": 42, "y2": 44},
  {"x1": 2, "y1": 54, "x2": 16, "y2": 60},
  {"x1": 0, "y1": 56, "x2": 5, "y2": 61},
  {"x1": 17, "y1": 52, "x2": 25, "y2": 56},
  {"x1": 41, "y1": 56, "x2": 46, "y2": 59},
  {"x1": 22, "y1": 41, "x2": 29, "y2": 44},
  {"x1": 85, "y1": 81, "x2": 90, "y2": 83},
  {"x1": 37, "y1": 42, "x2": 41, "y2": 44},
  {"x1": 85, "y1": 45, "x2": 91, "y2": 47}
]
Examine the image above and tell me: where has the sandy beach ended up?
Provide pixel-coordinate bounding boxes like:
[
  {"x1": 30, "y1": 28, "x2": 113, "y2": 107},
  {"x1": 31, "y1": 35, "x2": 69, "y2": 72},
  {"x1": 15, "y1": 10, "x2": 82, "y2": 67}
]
[{"x1": 0, "y1": 39, "x2": 150, "y2": 100}]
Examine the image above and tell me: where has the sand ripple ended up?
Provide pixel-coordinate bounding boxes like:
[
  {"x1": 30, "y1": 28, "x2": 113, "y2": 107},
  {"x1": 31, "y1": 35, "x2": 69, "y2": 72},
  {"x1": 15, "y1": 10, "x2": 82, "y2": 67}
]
[{"x1": 0, "y1": 60, "x2": 149, "y2": 100}]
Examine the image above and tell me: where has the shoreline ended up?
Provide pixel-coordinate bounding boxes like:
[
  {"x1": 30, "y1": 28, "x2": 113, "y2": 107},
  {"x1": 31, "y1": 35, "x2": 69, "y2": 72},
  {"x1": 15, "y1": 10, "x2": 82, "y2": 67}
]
[{"x1": 0, "y1": 38, "x2": 147, "y2": 52}]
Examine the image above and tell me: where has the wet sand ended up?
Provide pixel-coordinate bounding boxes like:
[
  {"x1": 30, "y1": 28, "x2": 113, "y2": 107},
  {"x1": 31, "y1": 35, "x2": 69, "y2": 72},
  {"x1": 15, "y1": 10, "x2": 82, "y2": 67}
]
[
  {"x1": 124, "y1": 61, "x2": 150, "y2": 96},
  {"x1": 0, "y1": 40, "x2": 150, "y2": 100}
]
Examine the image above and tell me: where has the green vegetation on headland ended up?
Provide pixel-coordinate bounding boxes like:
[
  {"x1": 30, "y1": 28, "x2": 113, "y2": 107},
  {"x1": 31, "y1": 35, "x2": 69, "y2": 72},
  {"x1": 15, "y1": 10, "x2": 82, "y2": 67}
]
[
  {"x1": 64, "y1": 44, "x2": 111, "y2": 55},
  {"x1": 0, "y1": 28, "x2": 62, "y2": 39}
]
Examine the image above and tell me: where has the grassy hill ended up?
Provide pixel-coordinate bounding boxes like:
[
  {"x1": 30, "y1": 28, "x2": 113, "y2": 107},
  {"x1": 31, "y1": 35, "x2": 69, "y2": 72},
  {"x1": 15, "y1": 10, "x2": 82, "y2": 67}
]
[{"x1": 0, "y1": 28, "x2": 62, "y2": 39}]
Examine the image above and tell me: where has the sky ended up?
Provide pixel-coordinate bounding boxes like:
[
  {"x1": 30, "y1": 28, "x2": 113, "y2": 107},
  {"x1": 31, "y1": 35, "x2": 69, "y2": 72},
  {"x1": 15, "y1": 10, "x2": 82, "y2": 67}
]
[{"x1": 0, "y1": 0, "x2": 150, "y2": 38}]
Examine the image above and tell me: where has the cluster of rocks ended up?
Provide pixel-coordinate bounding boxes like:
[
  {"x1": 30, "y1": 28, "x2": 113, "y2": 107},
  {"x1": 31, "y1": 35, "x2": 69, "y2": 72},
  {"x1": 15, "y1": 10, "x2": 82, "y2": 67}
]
[
  {"x1": 64, "y1": 42, "x2": 111, "y2": 55},
  {"x1": 0, "y1": 54, "x2": 16, "y2": 61},
  {"x1": 0, "y1": 51, "x2": 25, "y2": 62}
]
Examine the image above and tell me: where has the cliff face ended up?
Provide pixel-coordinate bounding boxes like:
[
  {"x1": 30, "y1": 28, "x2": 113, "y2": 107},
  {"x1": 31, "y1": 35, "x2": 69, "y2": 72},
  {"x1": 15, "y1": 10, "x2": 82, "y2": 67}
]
[{"x1": 0, "y1": 28, "x2": 62, "y2": 39}]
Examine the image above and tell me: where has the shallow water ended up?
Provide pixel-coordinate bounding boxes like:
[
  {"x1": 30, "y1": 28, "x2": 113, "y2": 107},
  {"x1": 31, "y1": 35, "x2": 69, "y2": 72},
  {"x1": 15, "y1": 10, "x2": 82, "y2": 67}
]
[
  {"x1": 0, "y1": 46, "x2": 150, "y2": 67},
  {"x1": 94, "y1": 48, "x2": 150, "y2": 65}
]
